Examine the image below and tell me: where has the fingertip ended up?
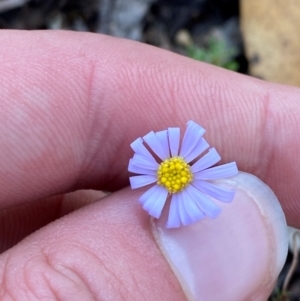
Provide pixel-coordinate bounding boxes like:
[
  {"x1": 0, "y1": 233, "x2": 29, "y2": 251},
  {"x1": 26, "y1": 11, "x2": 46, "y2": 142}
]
[{"x1": 153, "y1": 172, "x2": 288, "y2": 300}]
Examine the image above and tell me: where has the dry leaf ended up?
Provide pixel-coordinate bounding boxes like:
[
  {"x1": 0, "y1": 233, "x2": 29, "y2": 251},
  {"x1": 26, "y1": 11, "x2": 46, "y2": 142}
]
[{"x1": 241, "y1": 0, "x2": 300, "y2": 86}]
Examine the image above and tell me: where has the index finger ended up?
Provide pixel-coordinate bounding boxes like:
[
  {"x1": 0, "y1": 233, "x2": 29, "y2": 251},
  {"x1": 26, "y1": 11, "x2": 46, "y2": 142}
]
[{"x1": 0, "y1": 30, "x2": 299, "y2": 226}]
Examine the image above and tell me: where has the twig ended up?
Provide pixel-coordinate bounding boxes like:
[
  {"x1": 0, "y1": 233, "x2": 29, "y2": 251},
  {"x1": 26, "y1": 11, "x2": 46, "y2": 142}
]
[
  {"x1": 282, "y1": 231, "x2": 300, "y2": 293},
  {"x1": 0, "y1": 0, "x2": 30, "y2": 13}
]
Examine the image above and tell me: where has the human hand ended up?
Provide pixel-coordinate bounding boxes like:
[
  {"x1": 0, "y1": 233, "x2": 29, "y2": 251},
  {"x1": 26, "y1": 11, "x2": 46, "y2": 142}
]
[{"x1": 0, "y1": 30, "x2": 296, "y2": 300}]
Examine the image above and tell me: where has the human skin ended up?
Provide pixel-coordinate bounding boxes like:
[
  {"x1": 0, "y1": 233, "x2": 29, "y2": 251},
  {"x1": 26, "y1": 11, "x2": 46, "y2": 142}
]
[{"x1": 0, "y1": 30, "x2": 298, "y2": 300}]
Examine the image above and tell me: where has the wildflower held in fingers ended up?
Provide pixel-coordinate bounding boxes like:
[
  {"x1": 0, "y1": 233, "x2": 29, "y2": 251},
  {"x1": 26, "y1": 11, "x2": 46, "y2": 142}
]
[{"x1": 128, "y1": 121, "x2": 239, "y2": 228}]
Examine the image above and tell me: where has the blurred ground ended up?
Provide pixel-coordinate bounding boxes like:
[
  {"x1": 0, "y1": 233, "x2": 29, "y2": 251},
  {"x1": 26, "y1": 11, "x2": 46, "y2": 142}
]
[
  {"x1": 0, "y1": 0, "x2": 299, "y2": 300},
  {"x1": 0, "y1": 0, "x2": 247, "y2": 72}
]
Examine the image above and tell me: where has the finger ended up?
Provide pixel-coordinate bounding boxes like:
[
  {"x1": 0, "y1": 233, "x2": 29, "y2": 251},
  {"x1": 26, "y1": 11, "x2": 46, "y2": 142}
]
[
  {"x1": 0, "y1": 173, "x2": 287, "y2": 301},
  {"x1": 0, "y1": 190, "x2": 106, "y2": 252},
  {"x1": 0, "y1": 30, "x2": 300, "y2": 226},
  {"x1": 154, "y1": 173, "x2": 288, "y2": 300}
]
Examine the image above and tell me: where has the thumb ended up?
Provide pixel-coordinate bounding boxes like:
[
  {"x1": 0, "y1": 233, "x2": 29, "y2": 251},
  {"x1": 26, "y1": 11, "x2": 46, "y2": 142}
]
[
  {"x1": 0, "y1": 173, "x2": 287, "y2": 301},
  {"x1": 154, "y1": 172, "x2": 288, "y2": 301}
]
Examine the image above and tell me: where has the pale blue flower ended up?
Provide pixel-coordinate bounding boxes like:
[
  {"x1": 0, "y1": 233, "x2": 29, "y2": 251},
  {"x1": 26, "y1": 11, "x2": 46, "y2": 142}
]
[{"x1": 128, "y1": 120, "x2": 238, "y2": 228}]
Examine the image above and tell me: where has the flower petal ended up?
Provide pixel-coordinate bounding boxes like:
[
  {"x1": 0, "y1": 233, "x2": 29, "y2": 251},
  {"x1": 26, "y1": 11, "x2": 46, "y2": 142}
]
[
  {"x1": 141, "y1": 185, "x2": 168, "y2": 218},
  {"x1": 184, "y1": 138, "x2": 210, "y2": 163},
  {"x1": 194, "y1": 162, "x2": 238, "y2": 180},
  {"x1": 192, "y1": 179, "x2": 236, "y2": 203},
  {"x1": 177, "y1": 192, "x2": 191, "y2": 226},
  {"x1": 177, "y1": 191, "x2": 205, "y2": 226},
  {"x1": 186, "y1": 185, "x2": 221, "y2": 218},
  {"x1": 128, "y1": 159, "x2": 157, "y2": 175},
  {"x1": 156, "y1": 130, "x2": 170, "y2": 157},
  {"x1": 143, "y1": 131, "x2": 169, "y2": 160},
  {"x1": 191, "y1": 147, "x2": 221, "y2": 173},
  {"x1": 130, "y1": 137, "x2": 156, "y2": 163},
  {"x1": 139, "y1": 184, "x2": 162, "y2": 205},
  {"x1": 181, "y1": 189, "x2": 205, "y2": 223},
  {"x1": 129, "y1": 175, "x2": 157, "y2": 189},
  {"x1": 131, "y1": 154, "x2": 159, "y2": 170},
  {"x1": 168, "y1": 127, "x2": 180, "y2": 157},
  {"x1": 166, "y1": 194, "x2": 181, "y2": 228},
  {"x1": 179, "y1": 120, "x2": 206, "y2": 158}
]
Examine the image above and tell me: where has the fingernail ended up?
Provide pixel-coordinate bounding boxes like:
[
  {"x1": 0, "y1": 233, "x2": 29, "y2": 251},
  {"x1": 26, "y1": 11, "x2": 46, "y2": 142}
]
[{"x1": 152, "y1": 172, "x2": 288, "y2": 301}]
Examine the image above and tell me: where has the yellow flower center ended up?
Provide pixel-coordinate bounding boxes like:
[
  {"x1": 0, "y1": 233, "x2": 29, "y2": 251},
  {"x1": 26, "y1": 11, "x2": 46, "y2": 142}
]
[{"x1": 157, "y1": 157, "x2": 193, "y2": 193}]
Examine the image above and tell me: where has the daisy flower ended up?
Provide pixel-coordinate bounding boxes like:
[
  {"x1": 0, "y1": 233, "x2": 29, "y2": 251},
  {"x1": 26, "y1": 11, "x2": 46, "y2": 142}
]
[{"x1": 128, "y1": 120, "x2": 238, "y2": 228}]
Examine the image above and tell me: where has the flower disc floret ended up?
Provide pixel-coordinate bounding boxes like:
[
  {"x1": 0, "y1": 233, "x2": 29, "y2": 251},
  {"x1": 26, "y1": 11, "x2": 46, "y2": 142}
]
[{"x1": 157, "y1": 157, "x2": 193, "y2": 193}]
